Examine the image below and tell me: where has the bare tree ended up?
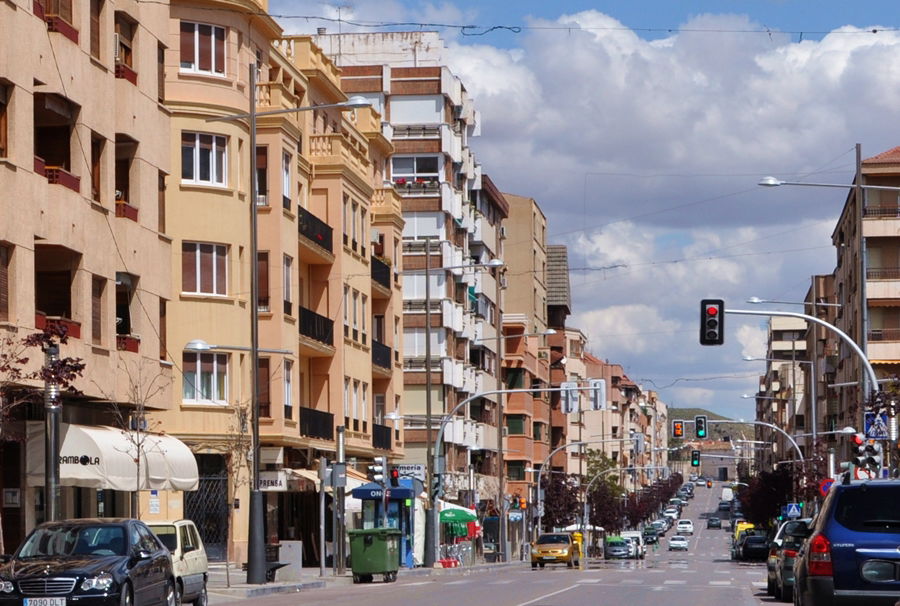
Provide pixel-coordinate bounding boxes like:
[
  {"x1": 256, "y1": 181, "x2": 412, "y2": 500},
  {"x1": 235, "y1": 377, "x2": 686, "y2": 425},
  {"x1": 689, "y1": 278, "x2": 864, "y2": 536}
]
[{"x1": 0, "y1": 325, "x2": 84, "y2": 553}]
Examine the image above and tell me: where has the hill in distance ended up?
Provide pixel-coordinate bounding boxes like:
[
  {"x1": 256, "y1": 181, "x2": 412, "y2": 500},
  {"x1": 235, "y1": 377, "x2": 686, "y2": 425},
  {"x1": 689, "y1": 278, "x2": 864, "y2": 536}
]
[{"x1": 667, "y1": 407, "x2": 751, "y2": 442}]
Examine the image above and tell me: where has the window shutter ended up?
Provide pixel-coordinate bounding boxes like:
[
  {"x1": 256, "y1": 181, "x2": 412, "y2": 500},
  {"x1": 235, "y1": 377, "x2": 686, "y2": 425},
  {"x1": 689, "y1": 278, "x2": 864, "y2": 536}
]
[
  {"x1": 91, "y1": 277, "x2": 103, "y2": 344},
  {"x1": 158, "y1": 171, "x2": 166, "y2": 233},
  {"x1": 158, "y1": 44, "x2": 165, "y2": 102},
  {"x1": 159, "y1": 298, "x2": 167, "y2": 360},
  {"x1": 257, "y1": 252, "x2": 269, "y2": 307},
  {"x1": 214, "y1": 27, "x2": 225, "y2": 74},
  {"x1": 0, "y1": 246, "x2": 9, "y2": 321},
  {"x1": 215, "y1": 245, "x2": 226, "y2": 295},
  {"x1": 198, "y1": 25, "x2": 212, "y2": 72},
  {"x1": 181, "y1": 242, "x2": 196, "y2": 292},
  {"x1": 90, "y1": 0, "x2": 101, "y2": 58},
  {"x1": 199, "y1": 243, "x2": 213, "y2": 293},
  {"x1": 180, "y1": 22, "x2": 194, "y2": 67},
  {"x1": 258, "y1": 358, "x2": 270, "y2": 416}
]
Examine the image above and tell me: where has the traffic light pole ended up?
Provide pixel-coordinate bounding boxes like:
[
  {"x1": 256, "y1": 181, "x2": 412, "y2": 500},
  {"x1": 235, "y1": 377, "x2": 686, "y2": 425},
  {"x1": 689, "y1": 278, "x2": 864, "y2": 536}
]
[{"x1": 707, "y1": 419, "x2": 804, "y2": 463}]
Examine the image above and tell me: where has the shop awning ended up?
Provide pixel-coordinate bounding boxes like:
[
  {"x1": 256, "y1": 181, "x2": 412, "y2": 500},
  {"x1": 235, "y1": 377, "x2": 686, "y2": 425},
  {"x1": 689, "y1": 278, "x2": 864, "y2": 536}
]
[
  {"x1": 437, "y1": 499, "x2": 477, "y2": 522},
  {"x1": 26, "y1": 422, "x2": 198, "y2": 492}
]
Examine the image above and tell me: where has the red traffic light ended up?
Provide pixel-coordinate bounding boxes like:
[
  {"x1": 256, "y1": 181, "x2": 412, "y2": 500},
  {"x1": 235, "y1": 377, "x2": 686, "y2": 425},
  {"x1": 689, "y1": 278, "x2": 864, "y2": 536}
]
[
  {"x1": 705, "y1": 306, "x2": 719, "y2": 316},
  {"x1": 851, "y1": 433, "x2": 865, "y2": 446}
]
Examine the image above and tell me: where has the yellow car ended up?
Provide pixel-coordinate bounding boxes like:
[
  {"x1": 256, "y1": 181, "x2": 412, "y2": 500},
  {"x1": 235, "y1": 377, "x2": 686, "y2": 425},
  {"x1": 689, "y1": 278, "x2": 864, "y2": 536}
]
[{"x1": 531, "y1": 532, "x2": 580, "y2": 569}]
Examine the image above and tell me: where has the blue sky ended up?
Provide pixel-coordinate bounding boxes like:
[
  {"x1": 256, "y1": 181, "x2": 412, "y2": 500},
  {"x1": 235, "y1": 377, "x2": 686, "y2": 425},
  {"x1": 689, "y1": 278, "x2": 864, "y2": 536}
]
[{"x1": 272, "y1": 1, "x2": 900, "y2": 420}]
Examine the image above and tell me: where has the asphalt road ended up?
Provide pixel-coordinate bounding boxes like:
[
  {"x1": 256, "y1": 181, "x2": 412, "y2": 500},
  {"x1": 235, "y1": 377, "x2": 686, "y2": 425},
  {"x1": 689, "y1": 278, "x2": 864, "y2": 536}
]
[{"x1": 219, "y1": 481, "x2": 774, "y2": 606}]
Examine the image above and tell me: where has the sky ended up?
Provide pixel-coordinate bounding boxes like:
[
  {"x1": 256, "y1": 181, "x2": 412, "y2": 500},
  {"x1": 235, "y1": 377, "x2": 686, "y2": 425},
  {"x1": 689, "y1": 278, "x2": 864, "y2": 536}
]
[{"x1": 270, "y1": 1, "x2": 900, "y2": 419}]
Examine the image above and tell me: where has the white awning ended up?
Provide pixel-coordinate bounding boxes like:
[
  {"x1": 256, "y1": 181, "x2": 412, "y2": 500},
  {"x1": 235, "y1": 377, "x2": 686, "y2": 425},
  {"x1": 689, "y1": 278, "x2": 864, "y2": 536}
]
[
  {"x1": 286, "y1": 468, "x2": 365, "y2": 512},
  {"x1": 26, "y1": 422, "x2": 199, "y2": 492}
]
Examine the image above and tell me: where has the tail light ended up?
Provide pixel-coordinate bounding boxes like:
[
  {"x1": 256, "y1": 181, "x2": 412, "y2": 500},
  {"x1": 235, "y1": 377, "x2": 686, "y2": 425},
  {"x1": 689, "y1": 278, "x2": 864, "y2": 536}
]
[
  {"x1": 769, "y1": 547, "x2": 778, "y2": 558},
  {"x1": 783, "y1": 549, "x2": 798, "y2": 558},
  {"x1": 808, "y1": 534, "x2": 833, "y2": 576}
]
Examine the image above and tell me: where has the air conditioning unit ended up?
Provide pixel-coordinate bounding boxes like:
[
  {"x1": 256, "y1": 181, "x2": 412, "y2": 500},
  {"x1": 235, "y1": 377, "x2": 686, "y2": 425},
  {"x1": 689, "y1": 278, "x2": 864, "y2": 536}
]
[
  {"x1": 499, "y1": 225, "x2": 507, "y2": 238},
  {"x1": 113, "y1": 33, "x2": 121, "y2": 61}
]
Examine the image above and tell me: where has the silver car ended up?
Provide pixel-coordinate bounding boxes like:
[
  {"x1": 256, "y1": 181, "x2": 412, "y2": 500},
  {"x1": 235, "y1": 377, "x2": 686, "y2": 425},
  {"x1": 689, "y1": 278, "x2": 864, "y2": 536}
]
[{"x1": 605, "y1": 539, "x2": 630, "y2": 559}]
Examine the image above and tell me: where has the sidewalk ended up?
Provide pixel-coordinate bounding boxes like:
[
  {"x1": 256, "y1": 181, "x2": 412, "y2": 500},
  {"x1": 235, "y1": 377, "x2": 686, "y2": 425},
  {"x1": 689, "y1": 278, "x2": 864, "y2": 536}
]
[{"x1": 207, "y1": 560, "x2": 525, "y2": 602}]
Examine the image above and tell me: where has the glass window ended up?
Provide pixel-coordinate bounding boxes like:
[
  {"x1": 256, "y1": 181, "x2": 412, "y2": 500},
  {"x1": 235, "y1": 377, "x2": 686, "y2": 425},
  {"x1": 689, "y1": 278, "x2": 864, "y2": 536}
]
[
  {"x1": 506, "y1": 415, "x2": 526, "y2": 435},
  {"x1": 182, "y1": 242, "x2": 227, "y2": 295},
  {"x1": 179, "y1": 21, "x2": 225, "y2": 75},
  {"x1": 392, "y1": 155, "x2": 440, "y2": 183},
  {"x1": 181, "y1": 132, "x2": 227, "y2": 186},
  {"x1": 284, "y1": 360, "x2": 293, "y2": 411},
  {"x1": 182, "y1": 352, "x2": 228, "y2": 403},
  {"x1": 834, "y1": 486, "x2": 900, "y2": 533}
]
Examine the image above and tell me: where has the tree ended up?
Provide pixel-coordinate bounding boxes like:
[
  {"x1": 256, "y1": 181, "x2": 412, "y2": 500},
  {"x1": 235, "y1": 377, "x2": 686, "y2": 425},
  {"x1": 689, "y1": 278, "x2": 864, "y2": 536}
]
[
  {"x1": 739, "y1": 467, "x2": 792, "y2": 526},
  {"x1": 0, "y1": 325, "x2": 84, "y2": 553},
  {"x1": 540, "y1": 473, "x2": 579, "y2": 530},
  {"x1": 589, "y1": 481, "x2": 624, "y2": 534}
]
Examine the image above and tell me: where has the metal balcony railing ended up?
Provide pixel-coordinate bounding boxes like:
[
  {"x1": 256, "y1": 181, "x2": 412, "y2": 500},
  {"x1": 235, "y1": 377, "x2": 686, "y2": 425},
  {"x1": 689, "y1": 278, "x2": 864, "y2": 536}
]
[
  {"x1": 868, "y1": 328, "x2": 900, "y2": 342},
  {"x1": 372, "y1": 340, "x2": 392, "y2": 369},
  {"x1": 864, "y1": 206, "x2": 900, "y2": 218},
  {"x1": 373, "y1": 423, "x2": 392, "y2": 450},
  {"x1": 371, "y1": 256, "x2": 391, "y2": 289},
  {"x1": 299, "y1": 407, "x2": 334, "y2": 441},
  {"x1": 866, "y1": 267, "x2": 900, "y2": 280},
  {"x1": 298, "y1": 206, "x2": 333, "y2": 253},
  {"x1": 300, "y1": 307, "x2": 334, "y2": 346}
]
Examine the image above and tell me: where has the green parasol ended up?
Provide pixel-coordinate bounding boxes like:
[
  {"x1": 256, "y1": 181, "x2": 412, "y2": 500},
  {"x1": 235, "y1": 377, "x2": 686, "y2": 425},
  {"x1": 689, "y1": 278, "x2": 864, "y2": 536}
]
[{"x1": 439, "y1": 507, "x2": 477, "y2": 523}]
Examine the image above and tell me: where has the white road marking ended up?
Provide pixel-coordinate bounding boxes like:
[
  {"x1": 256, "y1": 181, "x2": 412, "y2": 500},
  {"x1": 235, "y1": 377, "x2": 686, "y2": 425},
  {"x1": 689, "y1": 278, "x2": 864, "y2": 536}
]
[
  {"x1": 404, "y1": 581, "x2": 434, "y2": 586},
  {"x1": 515, "y1": 584, "x2": 581, "y2": 606},
  {"x1": 620, "y1": 579, "x2": 642, "y2": 584},
  {"x1": 576, "y1": 579, "x2": 601, "y2": 584},
  {"x1": 714, "y1": 569, "x2": 730, "y2": 574},
  {"x1": 490, "y1": 580, "x2": 514, "y2": 584},
  {"x1": 709, "y1": 581, "x2": 731, "y2": 586},
  {"x1": 445, "y1": 580, "x2": 468, "y2": 585},
  {"x1": 664, "y1": 580, "x2": 687, "y2": 585},
  {"x1": 752, "y1": 582, "x2": 767, "y2": 587}
]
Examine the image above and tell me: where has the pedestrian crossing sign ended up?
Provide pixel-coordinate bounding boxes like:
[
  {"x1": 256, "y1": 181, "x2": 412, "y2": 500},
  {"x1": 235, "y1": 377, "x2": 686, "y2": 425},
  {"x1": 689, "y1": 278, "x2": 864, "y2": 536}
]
[{"x1": 786, "y1": 503, "x2": 802, "y2": 518}]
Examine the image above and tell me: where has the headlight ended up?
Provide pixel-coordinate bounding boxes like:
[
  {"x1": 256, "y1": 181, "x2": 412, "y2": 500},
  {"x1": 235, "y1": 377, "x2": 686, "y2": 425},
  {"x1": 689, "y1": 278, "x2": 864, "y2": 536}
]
[
  {"x1": 559, "y1": 549, "x2": 568, "y2": 555},
  {"x1": 81, "y1": 573, "x2": 114, "y2": 591},
  {"x1": 531, "y1": 547, "x2": 539, "y2": 554},
  {"x1": 0, "y1": 581, "x2": 14, "y2": 593}
]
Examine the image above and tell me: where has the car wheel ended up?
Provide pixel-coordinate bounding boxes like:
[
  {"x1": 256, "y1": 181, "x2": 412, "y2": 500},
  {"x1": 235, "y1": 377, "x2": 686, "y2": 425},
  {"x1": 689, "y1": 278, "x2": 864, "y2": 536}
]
[
  {"x1": 567, "y1": 559, "x2": 574, "y2": 568},
  {"x1": 192, "y1": 582, "x2": 208, "y2": 606},
  {"x1": 120, "y1": 582, "x2": 134, "y2": 606},
  {"x1": 539, "y1": 562, "x2": 545, "y2": 569},
  {"x1": 532, "y1": 562, "x2": 537, "y2": 570},
  {"x1": 774, "y1": 580, "x2": 783, "y2": 601},
  {"x1": 766, "y1": 576, "x2": 775, "y2": 595},
  {"x1": 165, "y1": 580, "x2": 178, "y2": 606},
  {"x1": 781, "y1": 584, "x2": 792, "y2": 603}
]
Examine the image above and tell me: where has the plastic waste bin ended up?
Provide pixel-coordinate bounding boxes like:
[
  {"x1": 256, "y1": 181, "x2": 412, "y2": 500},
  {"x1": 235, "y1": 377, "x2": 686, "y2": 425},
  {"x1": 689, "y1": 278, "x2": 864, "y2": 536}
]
[{"x1": 348, "y1": 528, "x2": 400, "y2": 583}]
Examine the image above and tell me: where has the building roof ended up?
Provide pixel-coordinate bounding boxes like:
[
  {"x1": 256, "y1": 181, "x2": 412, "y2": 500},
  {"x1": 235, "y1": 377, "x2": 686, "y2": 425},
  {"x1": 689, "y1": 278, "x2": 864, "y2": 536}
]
[
  {"x1": 481, "y1": 175, "x2": 510, "y2": 218},
  {"x1": 864, "y1": 146, "x2": 900, "y2": 165},
  {"x1": 546, "y1": 245, "x2": 571, "y2": 311}
]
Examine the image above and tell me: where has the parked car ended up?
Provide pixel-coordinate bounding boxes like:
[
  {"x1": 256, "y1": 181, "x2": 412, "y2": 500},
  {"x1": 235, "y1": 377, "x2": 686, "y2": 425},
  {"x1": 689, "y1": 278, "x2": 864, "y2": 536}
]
[
  {"x1": 642, "y1": 527, "x2": 659, "y2": 545},
  {"x1": 706, "y1": 516, "x2": 722, "y2": 529},
  {"x1": 738, "y1": 535, "x2": 769, "y2": 561},
  {"x1": 718, "y1": 500, "x2": 731, "y2": 512},
  {"x1": 621, "y1": 531, "x2": 646, "y2": 559},
  {"x1": 676, "y1": 519, "x2": 694, "y2": 535},
  {"x1": 0, "y1": 518, "x2": 175, "y2": 606},
  {"x1": 668, "y1": 535, "x2": 689, "y2": 551},
  {"x1": 147, "y1": 520, "x2": 208, "y2": 606},
  {"x1": 766, "y1": 518, "x2": 812, "y2": 597},
  {"x1": 604, "y1": 537, "x2": 630, "y2": 559},
  {"x1": 773, "y1": 531, "x2": 806, "y2": 602},
  {"x1": 531, "y1": 533, "x2": 579, "y2": 569},
  {"x1": 793, "y1": 479, "x2": 900, "y2": 606}
]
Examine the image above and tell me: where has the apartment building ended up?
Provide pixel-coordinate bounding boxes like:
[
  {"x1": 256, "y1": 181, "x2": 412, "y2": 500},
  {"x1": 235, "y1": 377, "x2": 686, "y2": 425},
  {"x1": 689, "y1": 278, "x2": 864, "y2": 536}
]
[
  {"x1": 546, "y1": 245, "x2": 573, "y2": 472},
  {"x1": 155, "y1": 3, "x2": 405, "y2": 563},
  {"x1": 0, "y1": 0, "x2": 175, "y2": 547},
  {"x1": 499, "y1": 193, "x2": 550, "y2": 503},
  {"x1": 313, "y1": 32, "x2": 507, "y2": 504},
  {"x1": 802, "y1": 274, "x2": 839, "y2": 457}
]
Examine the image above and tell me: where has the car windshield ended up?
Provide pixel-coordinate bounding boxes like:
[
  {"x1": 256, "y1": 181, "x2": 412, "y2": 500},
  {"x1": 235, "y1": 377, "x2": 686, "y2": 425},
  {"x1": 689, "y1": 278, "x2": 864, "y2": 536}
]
[
  {"x1": 536, "y1": 534, "x2": 570, "y2": 545},
  {"x1": 835, "y1": 486, "x2": 900, "y2": 533},
  {"x1": 607, "y1": 541, "x2": 626, "y2": 547},
  {"x1": 149, "y1": 525, "x2": 178, "y2": 552},
  {"x1": 18, "y1": 525, "x2": 127, "y2": 558}
]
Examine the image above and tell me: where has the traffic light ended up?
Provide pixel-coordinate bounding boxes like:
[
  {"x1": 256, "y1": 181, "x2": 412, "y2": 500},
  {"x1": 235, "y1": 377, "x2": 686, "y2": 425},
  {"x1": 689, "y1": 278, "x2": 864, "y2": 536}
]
[
  {"x1": 706, "y1": 480, "x2": 712, "y2": 488},
  {"x1": 519, "y1": 497, "x2": 527, "y2": 510},
  {"x1": 561, "y1": 381, "x2": 579, "y2": 414},
  {"x1": 431, "y1": 473, "x2": 443, "y2": 500},
  {"x1": 695, "y1": 415, "x2": 708, "y2": 439},
  {"x1": 691, "y1": 450, "x2": 701, "y2": 467},
  {"x1": 850, "y1": 433, "x2": 867, "y2": 467},
  {"x1": 368, "y1": 456, "x2": 386, "y2": 485},
  {"x1": 588, "y1": 378, "x2": 607, "y2": 411},
  {"x1": 672, "y1": 420, "x2": 684, "y2": 438},
  {"x1": 863, "y1": 440, "x2": 884, "y2": 474},
  {"x1": 699, "y1": 299, "x2": 725, "y2": 346},
  {"x1": 389, "y1": 467, "x2": 400, "y2": 487}
]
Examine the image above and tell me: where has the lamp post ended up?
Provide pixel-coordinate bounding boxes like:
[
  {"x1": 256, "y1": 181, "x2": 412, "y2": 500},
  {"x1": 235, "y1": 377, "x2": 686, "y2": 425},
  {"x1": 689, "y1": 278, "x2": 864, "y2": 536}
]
[
  {"x1": 205, "y1": 75, "x2": 369, "y2": 584},
  {"x1": 410, "y1": 253, "x2": 503, "y2": 567}
]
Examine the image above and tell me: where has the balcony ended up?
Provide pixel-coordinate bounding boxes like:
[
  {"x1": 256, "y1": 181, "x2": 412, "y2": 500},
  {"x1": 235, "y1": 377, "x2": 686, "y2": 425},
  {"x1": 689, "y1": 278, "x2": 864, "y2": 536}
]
[
  {"x1": 299, "y1": 407, "x2": 334, "y2": 441},
  {"x1": 116, "y1": 334, "x2": 140, "y2": 353},
  {"x1": 372, "y1": 340, "x2": 392, "y2": 374},
  {"x1": 371, "y1": 256, "x2": 391, "y2": 295},
  {"x1": 373, "y1": 423, "x2": 392, "y2": 450},
  {"x1": 868, "y1": 268, "x2": 900, "y2": 280},
  {"x1": 298, "y1": 207, "x2": 334, "y2": 263},
  {"x1": 299, "y1": 307, "x2": 335, "y2": 356}
]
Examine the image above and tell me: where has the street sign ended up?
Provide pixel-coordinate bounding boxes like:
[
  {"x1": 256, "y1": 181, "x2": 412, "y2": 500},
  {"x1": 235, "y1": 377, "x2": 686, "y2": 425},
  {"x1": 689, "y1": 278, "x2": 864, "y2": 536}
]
[
  {"x1": 391, "y1": 463, "x2": 426, "y2": 482},
  {"x1": 864, "y1": 411, "x2": 890, "y2": 440},
  {"x1": 818, "y1": 478, "x2": 835, "y2": 497},
  {"x1": 785, "y1": 503, "x2": 802, "y2": 518},
  {"x1": 561, "y1": 381, "x2": 580, "y2": 414}
]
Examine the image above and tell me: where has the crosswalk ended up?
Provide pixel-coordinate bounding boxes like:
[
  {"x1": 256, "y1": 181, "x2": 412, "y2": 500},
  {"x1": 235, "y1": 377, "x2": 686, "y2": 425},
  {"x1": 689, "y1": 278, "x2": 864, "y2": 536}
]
[{"x1": 424, "y1": 574, "x2": 764, "y2": 589}]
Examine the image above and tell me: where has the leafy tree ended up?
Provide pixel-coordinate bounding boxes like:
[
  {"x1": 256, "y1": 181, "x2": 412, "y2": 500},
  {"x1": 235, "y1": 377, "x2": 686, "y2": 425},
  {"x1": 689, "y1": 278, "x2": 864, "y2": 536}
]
[
  {"x1": 540, "y1": 473, "x2": 579, "y2": 530},
  {"x1": 739, "y1": 467, "x2": 792, "y2": 526},
  {"x1": 589, "y1": 481, "x2": 624, "y2": 533}
]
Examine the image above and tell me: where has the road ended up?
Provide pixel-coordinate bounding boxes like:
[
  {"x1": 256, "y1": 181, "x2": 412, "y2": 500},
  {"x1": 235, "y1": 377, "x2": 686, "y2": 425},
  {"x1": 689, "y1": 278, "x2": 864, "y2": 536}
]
[{"x1": 215, "y1": 481, "x2": 773, "y2": 606}]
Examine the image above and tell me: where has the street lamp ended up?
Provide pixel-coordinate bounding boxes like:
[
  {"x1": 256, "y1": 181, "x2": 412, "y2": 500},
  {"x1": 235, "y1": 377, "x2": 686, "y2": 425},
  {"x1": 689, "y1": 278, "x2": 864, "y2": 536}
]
[
  {"x1": 746, "y1": 296, "x2": 841, "y2": 308},
  {"x1": 205, "y1": 68, "x2": 370, "y2": 584}
]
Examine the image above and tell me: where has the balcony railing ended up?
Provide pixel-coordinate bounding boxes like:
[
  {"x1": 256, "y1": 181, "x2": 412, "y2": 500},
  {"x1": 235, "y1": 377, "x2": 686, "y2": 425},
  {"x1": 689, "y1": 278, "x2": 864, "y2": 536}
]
[
  {"x1": 867, "y1": 267, "x2": 900, "y2": 280},
  {"x1": 868, "y1": 329, "x2": 900, "y2": 342},
  {"x1": 300, "y1": 307, "x2": 333, "y2": 346},
  {"x1": 299, "y1": 407, "x2": 334, "y2": 441},
  {"x1": 373, "y1": 423, "x2": 392, "y2": 450},
  {"x1": 298, "y1": 206, "x2": 333, "y2": 253},
  {"x1": 864, "y1": 206, "x2": 900, "y2": 218},
  {"x1": 372, "y1": 340, "x2": 392, "y2": 369},
  {"x1": 371, "y1": 256, "x2": 391, "y2": 289}
]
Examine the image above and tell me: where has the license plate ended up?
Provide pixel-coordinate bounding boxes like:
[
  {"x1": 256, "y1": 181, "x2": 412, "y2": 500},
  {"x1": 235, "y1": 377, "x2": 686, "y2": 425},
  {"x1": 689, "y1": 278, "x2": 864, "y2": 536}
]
[
  {"x1": 25, "y1": 599, "x2": 66, "y2": 606},
  {"x1": 542, "y1": 556, "x2": 556, "y2": 560}
]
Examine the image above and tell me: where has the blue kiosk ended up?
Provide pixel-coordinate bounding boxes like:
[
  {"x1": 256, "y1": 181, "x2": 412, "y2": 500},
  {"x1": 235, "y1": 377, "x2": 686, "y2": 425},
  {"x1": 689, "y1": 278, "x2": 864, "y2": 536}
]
[{"x1": 351, "y1": 479, "x2": 417, "y2": 568}]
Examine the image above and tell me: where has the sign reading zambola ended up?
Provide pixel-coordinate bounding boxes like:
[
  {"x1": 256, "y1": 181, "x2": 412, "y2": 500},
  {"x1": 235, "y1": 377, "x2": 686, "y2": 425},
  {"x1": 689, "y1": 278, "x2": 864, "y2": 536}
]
[{"x1": 59, "y1": 455, "x2": 100, "y2": 466}]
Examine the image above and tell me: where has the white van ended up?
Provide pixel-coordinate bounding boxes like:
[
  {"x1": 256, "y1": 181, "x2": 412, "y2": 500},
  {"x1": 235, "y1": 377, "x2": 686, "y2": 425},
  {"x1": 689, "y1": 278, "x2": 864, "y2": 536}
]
[
  {"x1": 721, "y1": 486, "x2": 734, "y2": 502},
  {"x1": 620, "y1": 531, "x2": 646, "y2": 559}
]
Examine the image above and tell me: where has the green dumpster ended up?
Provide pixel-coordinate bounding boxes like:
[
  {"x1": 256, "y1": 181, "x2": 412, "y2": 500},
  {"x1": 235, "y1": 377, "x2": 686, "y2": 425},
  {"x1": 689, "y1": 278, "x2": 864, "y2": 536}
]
[{"x1": 348, "y1": 528, "x2": 401, "y2": 583}]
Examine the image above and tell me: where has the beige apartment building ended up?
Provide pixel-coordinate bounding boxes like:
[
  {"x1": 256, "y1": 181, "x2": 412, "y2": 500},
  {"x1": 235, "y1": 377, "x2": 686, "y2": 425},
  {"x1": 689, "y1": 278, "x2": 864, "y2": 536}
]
[{"x1": 0, "y1": 0, "x2": 176, "y2": 548}]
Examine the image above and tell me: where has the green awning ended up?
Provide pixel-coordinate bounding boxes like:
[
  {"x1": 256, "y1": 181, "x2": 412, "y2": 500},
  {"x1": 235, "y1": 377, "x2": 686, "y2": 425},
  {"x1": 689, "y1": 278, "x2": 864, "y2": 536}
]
[{"x1": 440, "y1": 508, "x2": 477, "y2": 523}]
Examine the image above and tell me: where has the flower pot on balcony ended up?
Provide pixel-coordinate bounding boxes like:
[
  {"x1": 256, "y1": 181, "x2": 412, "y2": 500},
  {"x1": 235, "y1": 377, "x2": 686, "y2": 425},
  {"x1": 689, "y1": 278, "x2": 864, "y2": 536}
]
[{"x1": 116, "y1": 334, "x2": 141, "y2": 353}]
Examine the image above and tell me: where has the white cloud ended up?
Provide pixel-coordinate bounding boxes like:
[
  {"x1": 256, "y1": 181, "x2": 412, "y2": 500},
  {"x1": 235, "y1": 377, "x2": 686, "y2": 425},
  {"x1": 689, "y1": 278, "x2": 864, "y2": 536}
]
[
  {"x1": 737, "y1": 323, "x2": 768, "y2": 360},
  {"x1": 575, "y1": 304, "x2": 681, "y2": 355}
]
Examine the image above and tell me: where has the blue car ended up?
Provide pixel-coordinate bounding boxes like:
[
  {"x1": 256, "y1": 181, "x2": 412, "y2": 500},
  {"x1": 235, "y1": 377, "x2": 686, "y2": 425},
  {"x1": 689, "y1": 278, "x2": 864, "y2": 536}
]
[{"x1": 793, "y1": 479, "x2": 900, "y2": 606}]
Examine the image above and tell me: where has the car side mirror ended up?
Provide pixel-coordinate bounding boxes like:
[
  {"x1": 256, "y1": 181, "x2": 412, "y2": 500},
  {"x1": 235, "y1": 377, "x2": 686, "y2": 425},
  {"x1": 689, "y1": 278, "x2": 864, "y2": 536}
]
[{"x1": 131, "y1": 548, "x2": 152, "y2": 562}]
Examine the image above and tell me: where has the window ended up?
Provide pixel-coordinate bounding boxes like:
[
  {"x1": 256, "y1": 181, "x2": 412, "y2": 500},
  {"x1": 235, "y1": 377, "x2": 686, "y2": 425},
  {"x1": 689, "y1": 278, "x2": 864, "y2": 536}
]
[
  {"x1": 506, "y1": 415, "x2": 526, "y2": 435},
  {"x1": 343, "y1": 377, "x2": 350, "y2": 425},
  {"x1": 0, "y1": 245, "x2": 10, "y2": 322},
  {"x1": 90, "y1": 134, "x2": 104, "y2": 203},
  {"x1": 284, "y1": 360, "x2": 293, "y2": 419},
  {"x1": 352, "y1": 379, "x2": 360, "y2": 423},
  {"x1": 255, "y1": 146, "x2": 268, "y2": 205},
  {"x1": 179, "y1": 21, "x2": 225, "y2": 75},
  {"x1": 533, "y1": 422, "x2": 543, "y2": 442},
  {"x1": 392, "y1": 155, "x2": 440, "y2": 183},
  {"x1": 159, "y1": 299, "x2": 167, "y2": 360},
  {"x1": 343, "y1": 285, "x2": 350, "y2": 335},
  {"x1": 114, "y1": 13, "x2": 135, "y2": 68},
  {"x1": 360, "y1": 208, "x2": 367, "y2": 255},
  {"x1": 282, "y1": 254, "x2": 292, "y2": 316},
  {"x1": 0, "y1": 83, "x2": 8, "y2": 157},
  {"x1": 89, "y1": 0, "x2": 102, "y2": 58},
  {"x1": 158, "y1": 171, "x2": 166, "y2": 233},
  {"x1": 401, "y1": 212, "x2": 443, "y2": 239},
  {"x1": 90, "y1": 277, "x2": 103, "y2": 344},
  {"x1": 402, "y1": 327, "x2": 445, "y2": 357},
  {"x1": 182, "y1": 242, "x2": 227, "y2": 295},
  {"x1": 182, "y1": 352, "x2": 228, "y2": 402},
  {"x1": 361, "y1": 295, "x2": 367, "y2": 341},
  {"x1": 351, "y1": 202, "x2": 359, "y2": 247},
  {"x1": 361, "y1": 383, "x2": 368, "y2": 426},
  {"x1": 257, "y1": 358, "x2": 270, "y2": 417},
  {"x1": 352, "y1": 290, "x2": 359, "y2": 337},
  {"x1": 507, "y1": 461, "x2": 526, "y2": 482},
  {"x1": 282, "y1": 152, "x2": 291, "y2": 210},
  {"x1": 181, "y1": 132, "x2": 226, "y2": 186},
  {"x1": 342, "y1": 195, "x2": 349, "y2": 244},
  {"x1": 157, "y1": 44, "x2": 165, "y2": 102},
  {"x1": 257, "y1": 251, "x2": 269, "y2": 311}
]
